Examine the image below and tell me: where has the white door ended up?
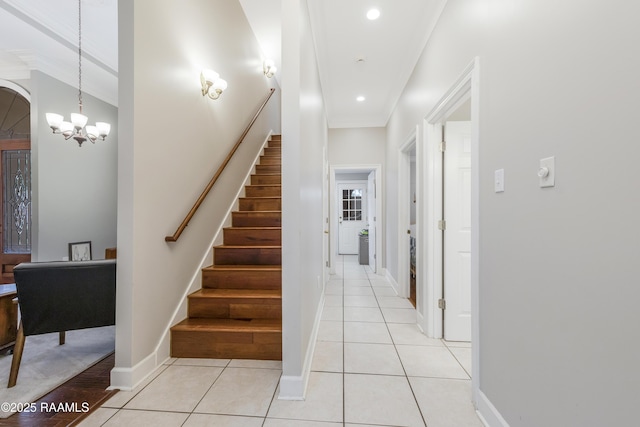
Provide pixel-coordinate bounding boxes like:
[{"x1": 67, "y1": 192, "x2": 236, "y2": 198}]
[
  {"x1": 337, "y1": 182, "x2": 367, "y2": 254},
  {"x1": 444, "y1": 121, "x2": 472, "y2": 341},
  {"x1": 367, "y1": 172, "x2": 376, "y2": 272}
]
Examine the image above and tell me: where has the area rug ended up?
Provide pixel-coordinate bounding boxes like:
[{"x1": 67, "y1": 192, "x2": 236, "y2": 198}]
[{"x1": 0, "y1": 325, "x2": 115, "y2": 418}]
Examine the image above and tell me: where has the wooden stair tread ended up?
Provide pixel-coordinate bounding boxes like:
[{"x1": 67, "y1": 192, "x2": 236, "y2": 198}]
[
  {"x1": 214, "y1": 245, "x2": 281, "y2": 249},
  {"x1": 191, "y1": 289, "x2": 281, "y2": 299},
  {"x1": 204, "y1": 265, "x2": 281, "y2": 271},
  {"x1": 223, "y1": 227, "x2": 281, "y2": 231},
  {"x1": 172, "y1": 318, "x2": 281, "y2": 333}
]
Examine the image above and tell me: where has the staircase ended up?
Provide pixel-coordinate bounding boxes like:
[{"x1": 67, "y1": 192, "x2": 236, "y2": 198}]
[{"x1": 170, "y1": 135, "x2": 282, "y2": 360}]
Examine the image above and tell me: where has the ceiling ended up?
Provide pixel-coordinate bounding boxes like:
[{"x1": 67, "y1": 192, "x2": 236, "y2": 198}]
[{"x1": 0, "y1": 0, "x2": 447, "y2": 129}]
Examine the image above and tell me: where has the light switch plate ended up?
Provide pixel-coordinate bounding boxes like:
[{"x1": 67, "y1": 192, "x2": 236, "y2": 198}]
[
  {"x1": 494, "y1": 169, "x2": 505, "y2": 193},
  {"x1": 539, "y1": 156, "x2": 555, "y2": 188}
]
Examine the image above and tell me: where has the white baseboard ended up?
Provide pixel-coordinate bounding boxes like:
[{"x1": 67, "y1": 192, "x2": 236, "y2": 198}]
[
  {"x1": 109, "y1": 351, "x2": 158, "y2": 391},
  {"x1": 476, "y1": 389, "x2": 510, "y2": 427},
  {"x1": 278, "y1": 293, "x2": 324, "y2": 400},
  {"x1": 383, "y1": 268, "x2": 400, "y2": 296}
]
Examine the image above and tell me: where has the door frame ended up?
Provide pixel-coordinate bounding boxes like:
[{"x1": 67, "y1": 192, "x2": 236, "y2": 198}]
[
  {"x1": 421, "y1": 57, "x2": 480, "y2": 401},
  {"x1": 329, "y1": 164, "x2": 382, "y2": 275},
  {"x1": 397, "y1": 130, "x2": 417, "y2": 299}
]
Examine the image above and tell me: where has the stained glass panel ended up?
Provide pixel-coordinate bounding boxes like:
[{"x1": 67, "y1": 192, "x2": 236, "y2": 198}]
[{"x1": 3, "y1": 150, "x2": 31, "y2": 253}]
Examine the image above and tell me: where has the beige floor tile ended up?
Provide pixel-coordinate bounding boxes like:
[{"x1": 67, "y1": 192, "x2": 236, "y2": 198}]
[
  {"x1": 377, "y1": 296, "x2": 415, "y2": 309},
  {"x1": 311, "y1": 341, "x2": 343, "y2": 372},
  {"x1": 344, "y1": 374, "x2": 425, "y2": 426},
  {"x1": 195, "y1": 367, "x2": 280, "y2": 416},
  {"x1": 449, "y1": 346, "x2": 472, "y2": 377},
  {"x1": 102, "y1": 364, "x2": 170, "y2": 409},
  {"x1": 344, "y1": 343, "x2": 404, "y2": 376},
  {"x1": 324, "y1": 295, "x2": 343, "y2": 307},
  {"x1": 372, "y1": 286, "x2": 398, "y2": 297},
  {"x1": 343, "y1": 295, "x2": 379, "y2": 307},
  {"x1": 228, "y1": 359, "x2": 282, "y2": 369},
  {"x1": 344, "y1": 307, "x2": 384, "y2": 322},
  {"x1": 172, "y1": 358, "x2": 230, "y2": 367},
  {"x1": 268, "y1": 372, "x2": 343, "y2": 423},
  {"x1": 381, "y1": 307, "x2": 417, "y2": 323},
  {"x1": 409, "y1": 377, "x2": 483, "y2": 427},
  {"x1": 387, "y1": 323, "x2": 444, "y2": 346},
  {"x1": 444, "y1": 340, "x2": 472, "y2": 348},
  {"x1": 321, "y1": 306, "x2": 343, "y2": 321},
  {"x1": 183, "y1": 413, "x2": 264, "y2": 427},
  {"x1": 343, "y1": 279, "x2": 371, "y2": 287},
  {"x1": 369, "y1": 278, "x2": 393, "y2": 287},
  {"x1": 103, "y1": 409, "x2": 189, "y2": 426},
  {"x1": 325, "y1": 284, "x2": 343, "y2": 295},
  {"x1": 344, "y1": 321, "x2": 392, "y2": 344},
  {"x1": 125, "y1": 365, "x2": 221, "y2": 412},
  {"x1": 264, "y1": 419, "x2": 342, "y2": 427},
  {"x1": 396, "y1": 345, "x2": 469, "y2": 379},
  {"x1": 77, "y1": 407, "x2": 118, "y2": 426},
  {"x1": 317, "y1": 320, "x2": 343, "y2": 342},
  {"x1": 343, "y1": 286, "x2": 374, "y2": 296}
]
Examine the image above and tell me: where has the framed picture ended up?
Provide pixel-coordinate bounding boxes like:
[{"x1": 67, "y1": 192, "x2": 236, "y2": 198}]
[{"x1": 69, "y1": 241, "x2": 92, "y2": 261}]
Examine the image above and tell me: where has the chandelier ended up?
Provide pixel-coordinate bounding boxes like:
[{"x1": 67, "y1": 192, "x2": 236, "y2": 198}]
[{"x1": 46, "y1": 0, "x2": 110, "y2": 147}]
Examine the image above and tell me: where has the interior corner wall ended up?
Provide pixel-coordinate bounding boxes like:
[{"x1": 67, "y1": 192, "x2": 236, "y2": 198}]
[
  {"x1": 115, "y1": 0, "x2": 280, "y2": 387},
  {"x1": 280, "y1": 0, "x2": 327, "y2": 398},
  {"x1": 30, "y1": 70, "x2": 118, "y2": 262},
  {"x1": 386, "y1": 0, "x2": 640, "y2": 426}
]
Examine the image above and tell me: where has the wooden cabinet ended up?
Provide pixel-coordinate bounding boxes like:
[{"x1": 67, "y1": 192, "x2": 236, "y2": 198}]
[{"x1": 0, "y1": 284, "x2": 17, "y2": 351}]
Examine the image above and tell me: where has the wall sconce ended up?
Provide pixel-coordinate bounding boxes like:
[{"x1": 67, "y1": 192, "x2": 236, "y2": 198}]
[
  {"x1": 200, "y1": 69, "x2": 228, "y2": 100},
  {"x1": 263, "y1": 60, "x2": 277, "y2": 78}
]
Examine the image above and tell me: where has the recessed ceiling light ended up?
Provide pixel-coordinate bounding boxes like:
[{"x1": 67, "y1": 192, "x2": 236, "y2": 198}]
[
  {"x1": 366, "y1": 9, "x2": 380, "y2": 20},
  {"x1": 357, "y1": 96, "x2": 366, "y2": 102}
]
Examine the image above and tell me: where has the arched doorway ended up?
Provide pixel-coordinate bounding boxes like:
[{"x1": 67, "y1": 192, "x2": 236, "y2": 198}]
[{"x1": 0, "y1": 85, "x2": 31, "y2": 283}]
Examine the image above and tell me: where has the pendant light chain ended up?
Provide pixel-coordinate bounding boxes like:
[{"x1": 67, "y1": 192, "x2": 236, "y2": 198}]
[{"x1": 78, "y1": 0, "x2": 83, "y2": 114}]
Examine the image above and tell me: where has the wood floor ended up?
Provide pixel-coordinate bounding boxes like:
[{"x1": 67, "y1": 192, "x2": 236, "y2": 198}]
[{"x1": 2, "y1": 353, "x2": 116, "y2": 426}]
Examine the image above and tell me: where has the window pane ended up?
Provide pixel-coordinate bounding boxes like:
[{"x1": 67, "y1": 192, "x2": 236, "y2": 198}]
[{"x1": 3, "y1": 150, "x2": 31, "y2": 254}]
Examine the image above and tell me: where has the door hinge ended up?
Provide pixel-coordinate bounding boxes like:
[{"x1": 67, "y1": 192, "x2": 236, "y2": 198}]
[
  {"x1": 438, "y1": 220, "x2": 446, "y2": 231},
  {"x1": 407, "y1": 229, "x2": 411, "y2": 234},
  {"x1": 326, "y1": 261, "x2": 329, "y2": 267},
  {"x1": 438, "y1": 299, "x2": 446, "y2": 310},
  {"x1": 439, "y1": 141, "x2": 447, "y2": 152}
]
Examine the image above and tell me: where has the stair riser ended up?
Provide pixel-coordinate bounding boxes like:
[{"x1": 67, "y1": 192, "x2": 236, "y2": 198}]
[
  {"x1": 232, "y1": 212, "x2": 281, "y2": 227},
  {"x1": 256, "y1": 165, "x2": 281, "y2": 174},
  {"x1": 268, "y1": 140, "x2": 281, "y2": 147},
  {"x1": 259, "y1": 157, "x2": 281, "y2": 165},
  {"x1": 223, "y1": 229, "x2": 281, "y2": 245},
  {"x1": 239, "y1": 198, "x2": 281, "y2": 211},
  {"x1": 202, "y1": 269, "x2": 281, "y2": 289},
  {"x1": 189, "y1": 299, "x2": 282, "y2": 319},
  {"x1": 171, "y1": 330, "x2": 281, "y2": 360},
  {"x1": 251, "y1": 175, "x2": 281, "y2": 185},
  {"x1": 214, "y1": 248, "x2": 281, "y2": 265},
  {"x1": 263, "y1": 147, "x2": 281, "y2": 156},
  {"x1": 245, "y1": 186, "x2": 281, "y2": 197}
]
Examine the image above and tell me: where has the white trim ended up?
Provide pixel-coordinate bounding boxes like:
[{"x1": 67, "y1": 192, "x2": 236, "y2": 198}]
[
  {"x1": 110, "y1": 131, "x2": 273, "y2": 390},
  {"x1": 383, "y1": 268, "x2": 400, "y2": 296},
  {"x1": 278, "y1": 293, "x2": 324, "y2": 400},
  {"x1": 397, "y1": 130, "x2": 417, "y2": 299},
  {"x1": 476, "y1": 389, "x2": 510, "y2": 427},
  {"x1": 422, "y1": 57, "x2": 481, "y2": 405},
  {"x1": 329, "y1": 164, "x2": 383, "y2": 276},
  {"x1": 0, "y1": 79, "x2": 30, "y2": 101}
]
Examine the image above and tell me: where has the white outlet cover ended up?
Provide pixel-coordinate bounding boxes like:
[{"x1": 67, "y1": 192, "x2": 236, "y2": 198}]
[
  {"x1": 494, "y1": 169, "x2": 505, "y2": 193},
  {"x1": 539, "y1": 156, "x2": 555, "y2": 188}
]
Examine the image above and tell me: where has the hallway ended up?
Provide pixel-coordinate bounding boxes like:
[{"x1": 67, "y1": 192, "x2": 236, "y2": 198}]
[{"x1": 80, "y1": 256, "x2": 482, "y2": 426}]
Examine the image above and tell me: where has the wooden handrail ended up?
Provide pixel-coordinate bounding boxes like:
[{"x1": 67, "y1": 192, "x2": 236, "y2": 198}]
[{"x1": 165, "y1": 88, "x2": 276, "y2": 242}]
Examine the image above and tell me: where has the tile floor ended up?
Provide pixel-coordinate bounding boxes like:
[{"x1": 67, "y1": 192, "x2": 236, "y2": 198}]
[{"x1": 79, "y1": 255, "x2": 483, "y2": 427}]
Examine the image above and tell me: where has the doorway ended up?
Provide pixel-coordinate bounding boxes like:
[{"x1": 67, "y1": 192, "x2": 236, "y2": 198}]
[
  {"x1": 329, "y1": 165, "x2": 382, "y2": 276},
  {"x1": 0, "y1": 84, "x2": 31, "y2": 283}
]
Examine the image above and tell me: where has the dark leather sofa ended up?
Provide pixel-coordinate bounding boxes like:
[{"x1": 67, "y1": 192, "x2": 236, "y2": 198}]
[{"x1": 7, "y1": 259, "x2": 116, "y2": 387}]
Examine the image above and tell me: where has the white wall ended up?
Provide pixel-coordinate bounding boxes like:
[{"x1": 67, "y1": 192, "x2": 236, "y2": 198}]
[
  {"x1": 30, "y1": 71, "x2": 118, "y2": 262},
  {"x1": 114, "y1": 0, "x2": 280, "y2": 388},
  {"x1": 280, "y1": 0, "x2": 327, "y2": 399},
  {"x1": 386, "y1": 0, "x2": 640, "y2": 425},
  {"x1": 328, "y1": 127, "x2": 386, "y2": 165}
]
